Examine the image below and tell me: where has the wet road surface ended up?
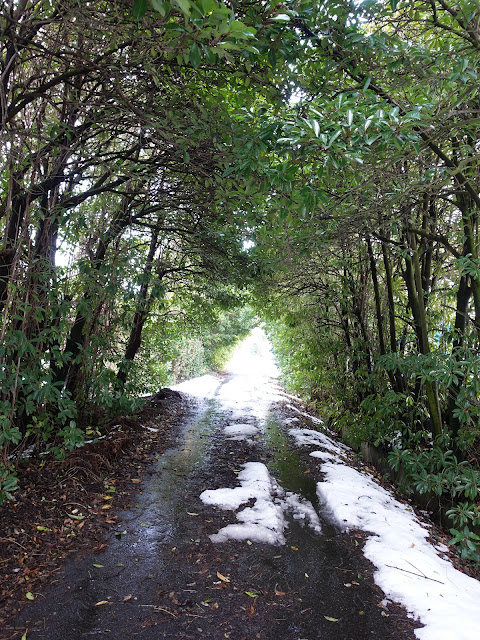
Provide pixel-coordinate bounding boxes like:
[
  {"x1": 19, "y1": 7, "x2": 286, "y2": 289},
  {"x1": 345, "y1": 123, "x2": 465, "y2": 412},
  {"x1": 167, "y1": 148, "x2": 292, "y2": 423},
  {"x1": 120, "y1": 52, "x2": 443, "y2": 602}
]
[{"x1": 8, "y1": 333, "x2": 418, "y2": 640}]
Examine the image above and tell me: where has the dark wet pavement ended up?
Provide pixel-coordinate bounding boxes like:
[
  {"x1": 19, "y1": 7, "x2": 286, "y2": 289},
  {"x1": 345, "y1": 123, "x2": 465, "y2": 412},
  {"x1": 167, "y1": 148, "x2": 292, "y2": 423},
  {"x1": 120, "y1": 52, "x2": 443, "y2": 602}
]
[{"x1": 8, "y1": 340, "x2": 418, "y2": 640}]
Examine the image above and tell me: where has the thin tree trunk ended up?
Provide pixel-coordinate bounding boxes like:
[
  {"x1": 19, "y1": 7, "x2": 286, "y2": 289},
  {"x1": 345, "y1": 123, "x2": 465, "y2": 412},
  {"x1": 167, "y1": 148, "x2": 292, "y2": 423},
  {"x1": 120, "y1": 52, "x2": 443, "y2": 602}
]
[
  {"x1": 366, "y1": 236, "x2": 386, "y2": 356},
  {"x1": 446, "y1": 274, "x2": 472, "y2": 441},
  {"x1": 403, "y1": 231, "x2": 443, "y2": 438},
  {"x1": 116, "y1": 231, "x2": 159, "y2": 388}
]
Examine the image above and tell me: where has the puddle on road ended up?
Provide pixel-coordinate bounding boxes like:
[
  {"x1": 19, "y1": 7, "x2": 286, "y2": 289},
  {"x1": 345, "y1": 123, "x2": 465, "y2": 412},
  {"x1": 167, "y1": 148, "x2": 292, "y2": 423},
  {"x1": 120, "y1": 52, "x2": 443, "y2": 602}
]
[
  {"x1": 263, "y1": 411, "x2": 341, "y2": 540},
  {"x1": 124, "y1": 399, "x2": 222, "y2": 548},
  {"x1": 264, "y1": 414, "x2": 319, "y2": 505}
]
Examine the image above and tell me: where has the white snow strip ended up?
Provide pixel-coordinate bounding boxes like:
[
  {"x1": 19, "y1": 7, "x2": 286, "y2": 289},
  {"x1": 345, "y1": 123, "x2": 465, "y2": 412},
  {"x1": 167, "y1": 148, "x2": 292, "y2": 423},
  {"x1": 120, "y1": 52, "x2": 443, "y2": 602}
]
[
  {"x1": 316, "y1": 462, "x2": 480, "y2": 640},
  {"x1": 309, "y1": 450, "x2": 337, "y2": 461},
  {"x1": 200, "y1": 462, "x2": 321, "y2": 544},
  {"x1": 289, "y1": 428, "x2": 347, "y2": 454},
  {"x1": 285, "y1": 403, "x2": 323, "y2": 424},
  {"x1": 224, "y1": 423, "x2": 259, "y2": 440}
]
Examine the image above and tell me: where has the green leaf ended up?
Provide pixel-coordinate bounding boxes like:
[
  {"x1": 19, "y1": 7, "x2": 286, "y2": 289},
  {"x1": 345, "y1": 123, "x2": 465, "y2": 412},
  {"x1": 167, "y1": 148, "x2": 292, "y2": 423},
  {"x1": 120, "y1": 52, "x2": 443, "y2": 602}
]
[
  {"x1": 93, "y1": 563, "x2": 104, "y2": 568},
  {"x1": 324, "y1": 616, "x2": 339, "y2": 622},
  {"x1": 199, "y1": 0, "x2": 217, "y2": 14},
  {"x1": 26, "y1": 592, "x2": 34, "y2": 601},
  {"x1": 327, "y1": 129, "x2": 342, "y2": 148},
  {"x1": 173, "y1": 0, "x2": 191, "y2": 15},
  {"x1": 149, "y1": 0, "x2": 166, "y2": 16},
  {"x1": 272, "y1": 13, "x2": 291, "y2": 21},
  {"x1": 245, "y1": 591, "x2": 259, "y2": 598},
  {"x1": 189, "y1": 42, "x2": 202, "y2": 68},
  {"x1": 133, "y1": 0, "x2": 148, "y2": 19}
]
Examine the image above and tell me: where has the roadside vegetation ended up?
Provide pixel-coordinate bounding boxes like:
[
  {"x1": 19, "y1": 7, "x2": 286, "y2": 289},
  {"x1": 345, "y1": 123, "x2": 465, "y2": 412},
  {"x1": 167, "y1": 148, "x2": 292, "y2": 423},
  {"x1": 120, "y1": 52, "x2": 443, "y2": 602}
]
[{"x1": 2, "y1": 0, "x2": 480, "y2": 562}]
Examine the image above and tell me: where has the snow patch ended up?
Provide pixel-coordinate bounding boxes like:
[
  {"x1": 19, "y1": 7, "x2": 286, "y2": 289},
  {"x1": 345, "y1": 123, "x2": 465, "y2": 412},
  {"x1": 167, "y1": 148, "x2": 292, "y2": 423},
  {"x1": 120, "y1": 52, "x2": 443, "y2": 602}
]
[
  {"x1": 285, "y1": 403, "x2": 323, "y2": 424},
  {"x1": 200, "y1": 462, "x2": 321, "y2": 545},
  {"x1": 280, "y1": 492, "x2": 322, "y2": 533},
  {"x1": 316, "y1": 462, "x2": 480, "y2": 640},
  {"x1": 289, "y1": 428, "x2": 347, "y2": 454},
  {"x1": 224, "y1": 423, "x2": 259, "y2": 440},
  {"x1": 309, "y1": 450, "x2": 337, "y2": 461}
]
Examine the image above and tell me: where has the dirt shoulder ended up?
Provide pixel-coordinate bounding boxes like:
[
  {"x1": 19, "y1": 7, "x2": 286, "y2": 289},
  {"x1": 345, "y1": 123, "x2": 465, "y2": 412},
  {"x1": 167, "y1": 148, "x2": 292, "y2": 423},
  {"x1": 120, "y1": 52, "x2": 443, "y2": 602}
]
[{"x1": 0, "y1": 391, "x2": 191, "y2": 634}]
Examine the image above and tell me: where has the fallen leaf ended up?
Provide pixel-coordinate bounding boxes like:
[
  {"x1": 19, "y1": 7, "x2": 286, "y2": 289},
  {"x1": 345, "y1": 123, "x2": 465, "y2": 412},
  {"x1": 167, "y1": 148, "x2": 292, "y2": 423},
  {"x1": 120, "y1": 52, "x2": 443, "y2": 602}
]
[
  {"x1": 123, "y1": 594, "x2": 133, "y2": 602},
  {"x1": 25, "y1": 592, "x2": 34, "y2": 601},
  {"x1": 67, "y1": 513, "x2": 85, "y2": 520},
  {"x1": 274, "y1": 588, "x2": 286, "y2": 596},
  {"x1": 36, "y1": 526, "x2": 51, "y2": 532},
  {"x1": 245, "y1": 591, "x2": 258, "y2": 598},
  {"x1": 324, "y1": 616, "x2": 339, "y2": 622},
  {"x1": 92, "y1": 564, "x2": 104, "y2": 568},
  {"x1": 131, "y1": 478, "x2": 142, "y2": 484},
  {"x1": 290, "y1": 546, "x2": 298, "y2": 551},
  {"x1": 95, "y1": 600, "x2": 109, "y2": 606},
  {"x1": 101, "y1": 505, "x2": 112, "y2": 511},
  {"x1": 216, "y1": 572, "x2": 230, "y2": 583},
  {"x1": 187, "y1": 512, "x2": 199, "y2": 516},
  {"x1": 21, "y1": 632, "x2": 27, "y2": 640}
]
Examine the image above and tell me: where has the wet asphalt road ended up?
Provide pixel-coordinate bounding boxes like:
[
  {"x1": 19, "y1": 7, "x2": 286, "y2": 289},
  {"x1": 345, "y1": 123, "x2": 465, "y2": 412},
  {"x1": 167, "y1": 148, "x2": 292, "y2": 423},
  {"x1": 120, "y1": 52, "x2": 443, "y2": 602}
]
[{"x1": 7, "y1": 341, "x2": 419, "y2": 640}]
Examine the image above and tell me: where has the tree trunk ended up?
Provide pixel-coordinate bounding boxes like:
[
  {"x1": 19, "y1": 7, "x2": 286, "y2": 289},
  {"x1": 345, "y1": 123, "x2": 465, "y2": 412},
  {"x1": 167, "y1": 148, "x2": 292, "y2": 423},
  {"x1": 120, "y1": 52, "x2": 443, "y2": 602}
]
[
  {"x1": 116, "y1": 231, "x2": 159, "y2": 388},
  {"x1": 403, "y1": 231, "x2": 443, "y2": 438}
]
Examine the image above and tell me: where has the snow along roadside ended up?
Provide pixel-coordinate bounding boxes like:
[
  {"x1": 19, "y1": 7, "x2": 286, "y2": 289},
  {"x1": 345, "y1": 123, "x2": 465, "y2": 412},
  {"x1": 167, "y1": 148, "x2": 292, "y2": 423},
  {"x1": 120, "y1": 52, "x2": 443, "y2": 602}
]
[{"x1": 290, "y1": 427, "x2": 480, "y2": 640}]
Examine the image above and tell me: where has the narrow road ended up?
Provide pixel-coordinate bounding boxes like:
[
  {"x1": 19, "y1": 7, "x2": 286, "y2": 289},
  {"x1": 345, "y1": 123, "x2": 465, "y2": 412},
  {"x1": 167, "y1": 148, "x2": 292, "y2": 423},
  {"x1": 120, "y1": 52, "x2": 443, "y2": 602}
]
[{"x1": 10, "y1": 330, "x2": 417, "y2": 640}]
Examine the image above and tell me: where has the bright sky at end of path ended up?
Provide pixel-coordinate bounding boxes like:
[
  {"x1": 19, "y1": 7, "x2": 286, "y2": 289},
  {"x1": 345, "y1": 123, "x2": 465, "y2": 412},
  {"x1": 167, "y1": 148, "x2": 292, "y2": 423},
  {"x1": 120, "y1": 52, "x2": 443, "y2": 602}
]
[{"x1": 224, "y1": 326, "x2": 279, "y2": 378}]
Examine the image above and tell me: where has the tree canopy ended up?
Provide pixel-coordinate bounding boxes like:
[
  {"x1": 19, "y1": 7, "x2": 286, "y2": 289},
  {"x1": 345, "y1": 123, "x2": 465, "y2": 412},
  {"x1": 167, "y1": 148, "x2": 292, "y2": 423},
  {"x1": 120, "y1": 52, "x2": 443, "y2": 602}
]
[{"x1": 2, "y1": 0, "x2": 480, "y2": 559}]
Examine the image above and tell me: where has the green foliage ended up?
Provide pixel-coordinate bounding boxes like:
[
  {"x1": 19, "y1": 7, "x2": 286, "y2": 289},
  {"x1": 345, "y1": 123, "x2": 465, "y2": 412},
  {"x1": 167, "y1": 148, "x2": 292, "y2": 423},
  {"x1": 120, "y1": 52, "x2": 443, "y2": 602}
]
[
  {"x1": 0, "y1": 464, "x2": 18, "y2": 506},
  {"x1": 448, "y1": 527, "x2": 480, "y2": 563},
  {"x1": 351, "y1": 391, "x2": 430, "y2": 449},
  {"x1": 388, "y1": 444, "x2": 480, "y2": 560}
]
